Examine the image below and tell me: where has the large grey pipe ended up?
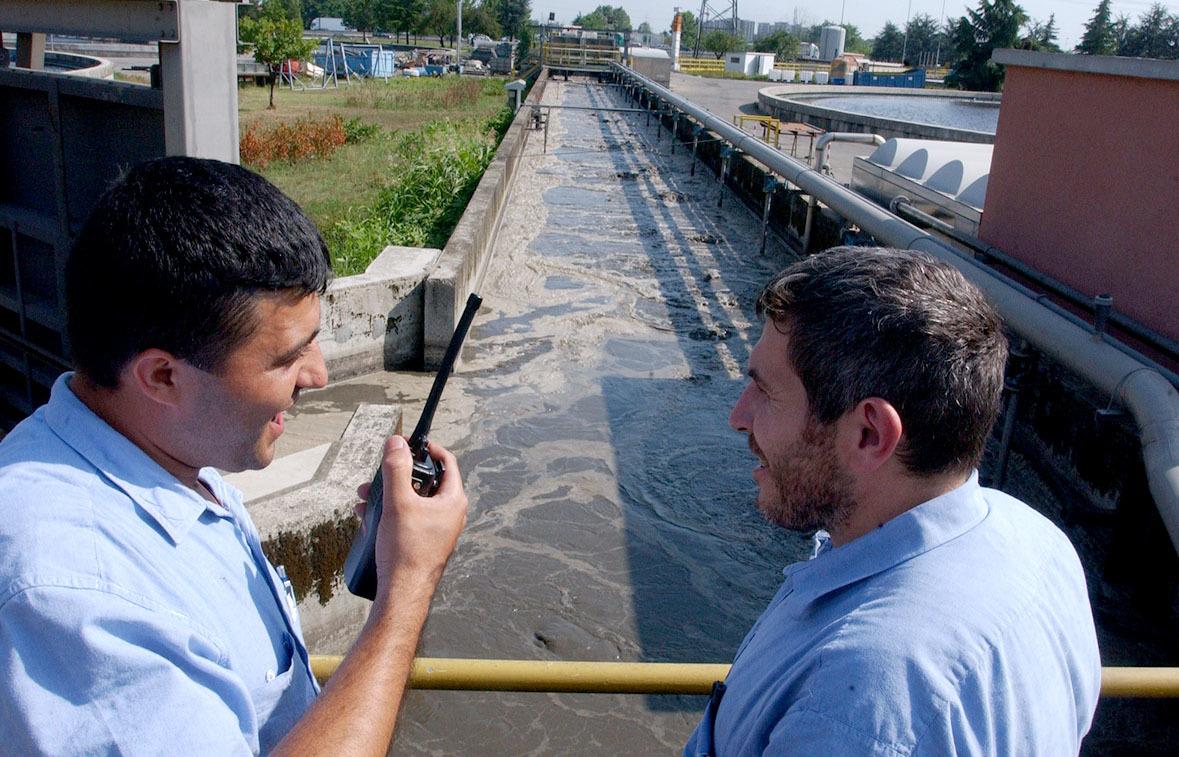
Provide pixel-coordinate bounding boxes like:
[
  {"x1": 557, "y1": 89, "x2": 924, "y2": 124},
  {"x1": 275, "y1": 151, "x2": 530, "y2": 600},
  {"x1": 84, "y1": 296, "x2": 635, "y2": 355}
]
[{"x1": 611, "y1": 63, "x2": 1179, "y2": 555}]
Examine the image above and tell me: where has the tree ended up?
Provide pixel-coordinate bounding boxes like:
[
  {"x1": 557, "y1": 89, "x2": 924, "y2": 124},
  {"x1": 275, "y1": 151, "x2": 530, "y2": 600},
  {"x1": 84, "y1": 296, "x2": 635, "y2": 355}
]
[
  {"x1": 1112, "y1": 13, "x2": 1134, "y2": 54},
  {"x1": 1076, "y1": 0, "x2": 1116, "y2": 55},
  {"x1": 341, "y1": 0, "x2": 379, "y2": 40},
  {"x1": 464, "y1": 1, "x2": 501, "y2": 39},
  {"x1": 487, "y1": 0, "x2": 530, "y2": 40},
  {"x1": 1020, "y1": 14, "x2": 1061, "y2": 52},
  {"x1": 677, "y1": 10, "x2": 698, "y2": 50},
  {"x1": 301, "y1": 0, "x2": 350, "y2": 29},
  {"x1": 637, "y1": 21, "x2": 652, "y2": 34},
  {"x1": 385, "y1": 0, "x2": 428, "y2": 43},
  {"x1": 755, "y1": 29, "x2": 799, "y2": 59},
  {"x1": 261, "y1": 0, "x2": 304, "y2": 22},
  {"x1": 1122, "y1": 3, "x2": 1179, "y2": 59},
  {"x1": 903, "y1": 13, "x2": 941, "y2": 64},
  {"x1": 702, "y1": 29, "x2": 743, "y2": 59},
  {"x1": 573, "y1": 5, "x2": 631, "y2": 31},
  {"x1": 423, "y1": 0, "x2": 456, "y2": 45},
  {"x1": 239, "y1": 8, "x2": 317, "y2": 107},
  {"x1": 945, "y1": 0, "x2": 1027, "y2": 92},
  {"x1": 871, "y1": 21, "x2": 905, "y2": 61}
]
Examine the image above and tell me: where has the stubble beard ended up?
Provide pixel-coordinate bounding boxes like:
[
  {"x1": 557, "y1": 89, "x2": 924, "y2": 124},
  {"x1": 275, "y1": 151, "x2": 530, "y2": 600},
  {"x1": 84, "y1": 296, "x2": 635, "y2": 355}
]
[{"x1": 759, "y1": 420, "x2": 856, "y2": 534}]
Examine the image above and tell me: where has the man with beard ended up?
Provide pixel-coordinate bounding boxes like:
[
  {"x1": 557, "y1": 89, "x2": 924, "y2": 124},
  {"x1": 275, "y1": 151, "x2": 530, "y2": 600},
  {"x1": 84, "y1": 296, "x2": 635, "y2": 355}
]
[{"x1": 685, "y1": 248, "x2": 1100, "y2": 755}]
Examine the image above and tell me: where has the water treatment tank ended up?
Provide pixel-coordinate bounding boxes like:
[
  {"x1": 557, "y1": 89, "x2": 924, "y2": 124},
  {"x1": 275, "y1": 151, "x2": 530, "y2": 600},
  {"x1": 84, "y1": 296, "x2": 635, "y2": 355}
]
[
  {"x1": 851, "y1": 138, "x2": 993, "y2": 235},
  {"x1": 820, "y1": 26, "x2": 846, "y2": 61}
]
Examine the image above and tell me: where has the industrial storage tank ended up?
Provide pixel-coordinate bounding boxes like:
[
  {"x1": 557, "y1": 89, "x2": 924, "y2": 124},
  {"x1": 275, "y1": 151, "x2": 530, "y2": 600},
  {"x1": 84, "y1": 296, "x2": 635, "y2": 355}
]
[{"x1": 819, "y1": 26, "x2": 846, "y2": 61}]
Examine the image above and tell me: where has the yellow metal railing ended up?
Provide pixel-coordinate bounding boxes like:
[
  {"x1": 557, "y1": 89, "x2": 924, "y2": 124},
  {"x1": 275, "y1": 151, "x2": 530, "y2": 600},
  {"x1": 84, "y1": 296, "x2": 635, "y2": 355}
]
[
  {"x1": 732, "y1": 114, "x2": 783, "y2": 149},
  {"x1": 310, "y1": 657, "x2": 1179, "y2": 699},
  {"x1": 678, "y1": 57, "x2": 724, "y2": 73},
  {"x1": 543, "y1": 43, "x2": 621, "y2": 67}
]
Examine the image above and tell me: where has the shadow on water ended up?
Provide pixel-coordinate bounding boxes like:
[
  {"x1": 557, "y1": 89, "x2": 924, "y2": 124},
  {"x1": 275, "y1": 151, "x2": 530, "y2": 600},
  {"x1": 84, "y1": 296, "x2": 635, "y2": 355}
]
[{"x1": 551, "y1": 83, "x2": 811, "y2": 710}]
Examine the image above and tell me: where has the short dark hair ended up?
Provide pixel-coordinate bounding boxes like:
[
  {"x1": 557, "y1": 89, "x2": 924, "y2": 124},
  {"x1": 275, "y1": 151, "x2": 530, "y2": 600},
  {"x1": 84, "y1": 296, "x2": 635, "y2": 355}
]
[
  {"x1": 66, "y1": 157, "x2": 331, "y2": 388},
  {"x1": 757, "y1": 247, "x2": 1008, "y2": 476}
]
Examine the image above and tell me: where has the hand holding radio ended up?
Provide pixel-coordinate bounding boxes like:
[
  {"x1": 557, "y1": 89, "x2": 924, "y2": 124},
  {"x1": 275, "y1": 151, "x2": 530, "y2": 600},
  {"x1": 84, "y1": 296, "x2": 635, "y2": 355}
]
[
  {"x1": 344, "y1": 293, "x2": 482, "y2": 601},
  {"x1": 366, "y1": 435, "x2": 466, "y2": 585}
]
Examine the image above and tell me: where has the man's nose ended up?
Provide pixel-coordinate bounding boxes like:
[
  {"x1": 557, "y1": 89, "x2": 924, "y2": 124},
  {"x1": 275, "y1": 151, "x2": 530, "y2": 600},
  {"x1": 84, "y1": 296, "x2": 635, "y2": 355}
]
[
  {"x1": 300, "y1": 341, "x2": 329, "y2": 389},
  {"x1": 729, "y1": 384, "x2": 752, "y2": 432}
]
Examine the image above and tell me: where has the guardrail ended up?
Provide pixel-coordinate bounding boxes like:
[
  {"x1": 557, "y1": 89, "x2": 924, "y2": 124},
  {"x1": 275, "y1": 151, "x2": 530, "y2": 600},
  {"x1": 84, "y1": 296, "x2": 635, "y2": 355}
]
[
  {"x1": 309, "y1": 656, "x2": 1179, "y2": 698},
  {"x1": 678, "y1": 57, "x2": 723, "y2": 73},
  {"x1": 543, "y1": 44, "x2": 621, "y2": 68}
]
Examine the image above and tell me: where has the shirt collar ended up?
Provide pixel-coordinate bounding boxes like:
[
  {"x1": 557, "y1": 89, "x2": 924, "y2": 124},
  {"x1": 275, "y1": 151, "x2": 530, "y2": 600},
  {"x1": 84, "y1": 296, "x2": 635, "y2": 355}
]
[
  {"x1": 787, "y1": 472, "x2": 989, "y2": 610},
  {"x1": 43, "y1": 372, "x2": 218, "y2": 544}
]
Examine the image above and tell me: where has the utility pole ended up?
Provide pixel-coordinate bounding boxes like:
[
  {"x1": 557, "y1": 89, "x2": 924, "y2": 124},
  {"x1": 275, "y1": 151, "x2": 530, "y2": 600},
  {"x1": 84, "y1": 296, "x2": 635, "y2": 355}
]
[
  {"x1": 900, "y1": 0, "x2": 913, "y2": 66},
  {"x1": 935, "y1": 0, "x2": 946, "y2": 65},
  {"x1": 694, "y1": 0, "x2": 739, "y2": 57},
  {"x1": 456, "y1": 0, "x2": 462, "y2": 64}
]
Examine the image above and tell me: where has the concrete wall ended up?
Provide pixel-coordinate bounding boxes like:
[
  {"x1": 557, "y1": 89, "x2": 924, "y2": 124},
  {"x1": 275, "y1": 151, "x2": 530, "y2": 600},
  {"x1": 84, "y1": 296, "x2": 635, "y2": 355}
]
[
  {"x1": 423, "y1": 72, "x2": 548, "y2": 369},
  {"x1": 981, "y1": 50, "x2": 1179, "y2": 346},
  {"x1": 759, "y1": 84, "x2": 997, "y2": 143},
  {"x1": 318, "y1": 246, "x2": 441, "y2": 379}
]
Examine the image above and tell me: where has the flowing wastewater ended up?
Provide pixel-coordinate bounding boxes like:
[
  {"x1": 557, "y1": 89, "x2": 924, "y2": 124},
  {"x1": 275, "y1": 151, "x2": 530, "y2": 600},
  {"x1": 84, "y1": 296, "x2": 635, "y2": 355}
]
[{"x1": 276, "y1": 77, "x2": 1173, "y2": 754}]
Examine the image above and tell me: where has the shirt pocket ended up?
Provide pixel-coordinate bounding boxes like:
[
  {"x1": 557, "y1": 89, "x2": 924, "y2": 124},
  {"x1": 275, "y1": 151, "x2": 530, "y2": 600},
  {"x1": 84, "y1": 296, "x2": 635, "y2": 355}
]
[{"x1": 250, "y1": 632, "x2": 307, "y2": 751}]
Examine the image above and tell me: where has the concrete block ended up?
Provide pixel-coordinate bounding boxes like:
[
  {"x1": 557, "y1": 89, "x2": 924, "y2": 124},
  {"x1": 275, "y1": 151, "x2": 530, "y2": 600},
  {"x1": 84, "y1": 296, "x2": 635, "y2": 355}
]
[
  {"x1": 319, "y1": 245, "x2": 440, "y2": 378},
  {"x1": 245, "y1": 403, "x2": 398, "y2": 539},
  {"x1": 422, "y1": 74, "x2": 549, "y2": 369}
]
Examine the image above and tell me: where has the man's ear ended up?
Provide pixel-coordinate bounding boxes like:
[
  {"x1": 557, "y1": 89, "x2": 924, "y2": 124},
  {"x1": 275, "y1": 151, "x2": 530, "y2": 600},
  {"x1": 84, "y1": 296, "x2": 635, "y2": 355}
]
[
  {"x1": 837, "y1": 397, "x2": 904, "y2": 476},
  {"x1": 123, "y1": 349, "x2": 189, "y2": 410}
]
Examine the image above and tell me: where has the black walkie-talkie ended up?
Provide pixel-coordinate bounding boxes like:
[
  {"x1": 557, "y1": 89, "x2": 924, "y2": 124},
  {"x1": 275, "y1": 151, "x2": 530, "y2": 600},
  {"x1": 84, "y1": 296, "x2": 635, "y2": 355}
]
[{"x1": 343, "y1": 293, "x2": 483, "y2": 600}]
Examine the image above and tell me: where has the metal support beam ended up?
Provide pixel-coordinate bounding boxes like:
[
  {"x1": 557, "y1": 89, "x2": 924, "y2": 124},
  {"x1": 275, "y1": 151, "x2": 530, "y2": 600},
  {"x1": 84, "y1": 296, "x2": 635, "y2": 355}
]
[
  {"x1": 159, "y1": 0, "x2": 238, "y2": 162},
  {"x1": 760, "y1": 176, "x2": 779, "y2": 255},
  {"x1": 0, "y1": 0, "x2": 182, "y2": 43},
  {"x1": 718, "y1": 146, "x2": 732, "y2": 208},
  {"x1": 690, "y1": 126, "x2": 701, "y2": 176},
  {"x1": 15, "y1": 32, "x2": 44, "y2": 69}
]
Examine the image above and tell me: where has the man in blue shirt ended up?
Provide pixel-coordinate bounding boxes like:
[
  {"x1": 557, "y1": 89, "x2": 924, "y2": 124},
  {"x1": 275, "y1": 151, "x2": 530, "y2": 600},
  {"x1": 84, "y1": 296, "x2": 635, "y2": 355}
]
[
  {"x1": 0, "y1": 157, "x2": 468, "y2": 754},
  {"x1": 685, "y1": 248, "x2": 1101, "y2": 755}
]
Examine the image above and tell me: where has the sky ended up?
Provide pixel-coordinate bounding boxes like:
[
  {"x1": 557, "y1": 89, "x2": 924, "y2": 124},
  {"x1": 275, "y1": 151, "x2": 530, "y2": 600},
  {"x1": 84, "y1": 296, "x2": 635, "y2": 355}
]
[{"x1": 533, "y1": 0, "x2": 1179, "y2": 51}]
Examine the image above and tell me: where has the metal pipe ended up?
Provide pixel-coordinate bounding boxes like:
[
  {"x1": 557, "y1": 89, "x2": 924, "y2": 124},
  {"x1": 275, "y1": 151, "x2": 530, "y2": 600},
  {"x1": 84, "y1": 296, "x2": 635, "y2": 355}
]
[
  {"x1": 802, "y1": 133, "x2": 886, "y2": 254},
  {"x1": 310, "y1": 656, "x2": 729, "y2": 695},
  {"x1": 308, "y1": 656, "x2": 1179, "y2": 698},
  {"x1": 611, "y1": 62, "x2": 1179, "y2": 558}
]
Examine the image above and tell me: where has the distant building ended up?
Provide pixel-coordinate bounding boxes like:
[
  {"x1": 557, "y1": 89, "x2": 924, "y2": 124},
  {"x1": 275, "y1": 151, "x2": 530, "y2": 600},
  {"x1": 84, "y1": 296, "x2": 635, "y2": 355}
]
[
  {"x1": 738, "y1": 19, "x2": 756, "y2": 41},
  {"x1": 756, "y1": 22, "x2": 773, "y2": 39},
  {"x1": 309, "y1": 17, "x2": 349, "y2": 32}
]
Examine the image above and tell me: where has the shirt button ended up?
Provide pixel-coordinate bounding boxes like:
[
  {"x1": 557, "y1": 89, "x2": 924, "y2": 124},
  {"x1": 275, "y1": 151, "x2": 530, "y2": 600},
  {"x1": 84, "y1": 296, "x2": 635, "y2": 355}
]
[{"x1": 266, "y1": 670, "x2": 276, "y2": 682}]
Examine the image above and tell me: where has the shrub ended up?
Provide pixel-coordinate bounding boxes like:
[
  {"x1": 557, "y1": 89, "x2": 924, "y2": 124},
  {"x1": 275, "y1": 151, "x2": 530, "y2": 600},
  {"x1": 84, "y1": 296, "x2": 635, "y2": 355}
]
[
  {"x1": 240, "y1": 114, "x2": 347, "y2": 168},
  {"x1": 325, "y1": 110, "x2": 513, "y2": 276},
  {"x1": 343, "y1": 116, "x2": 382, "y2": 144}
]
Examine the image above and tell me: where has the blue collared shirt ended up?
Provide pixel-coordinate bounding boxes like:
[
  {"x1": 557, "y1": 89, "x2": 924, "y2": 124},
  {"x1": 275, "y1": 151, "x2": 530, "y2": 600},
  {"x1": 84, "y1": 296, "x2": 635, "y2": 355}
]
[
  {"x1": 0, "y1": 374, "x2": 319, "y2": 755},
  {"x1": 685, "y1": 474, "x2": 1101, "y2": 756}
]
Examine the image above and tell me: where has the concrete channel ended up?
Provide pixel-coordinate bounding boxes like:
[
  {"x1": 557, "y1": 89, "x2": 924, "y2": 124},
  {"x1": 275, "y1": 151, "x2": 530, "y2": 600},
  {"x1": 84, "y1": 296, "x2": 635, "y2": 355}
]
[{"x1": 244, "y1": 75, "x2": 1175, "y2": 754}]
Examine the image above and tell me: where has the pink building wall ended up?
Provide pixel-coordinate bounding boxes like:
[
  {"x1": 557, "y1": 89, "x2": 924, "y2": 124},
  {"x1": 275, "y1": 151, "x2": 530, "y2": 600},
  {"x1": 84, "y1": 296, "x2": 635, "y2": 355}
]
[{"x1": 981, "y1": 50, "x2": 1179, "y2": 344}]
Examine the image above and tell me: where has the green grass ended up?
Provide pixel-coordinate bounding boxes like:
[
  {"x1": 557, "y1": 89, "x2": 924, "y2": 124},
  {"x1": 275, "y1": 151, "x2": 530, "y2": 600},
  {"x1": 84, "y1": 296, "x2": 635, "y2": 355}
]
[
  {"x1": 239, "y1": 76, "x2": 511, "y2": 272},
  {"x1": 325, "y1": 110, "x2": 511, "y2": 276}
]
